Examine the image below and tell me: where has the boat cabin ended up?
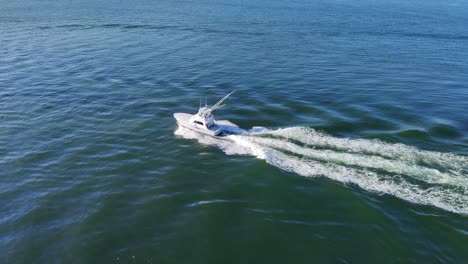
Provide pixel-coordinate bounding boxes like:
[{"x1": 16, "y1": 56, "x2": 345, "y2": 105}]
[{"x1": 189, "y1": 107, "x2": 215, "y2": 129}]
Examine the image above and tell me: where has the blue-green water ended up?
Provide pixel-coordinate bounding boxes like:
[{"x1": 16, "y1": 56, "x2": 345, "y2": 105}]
[{"x1": 1, "y1": 0, "x2": 468, "y2": 263}]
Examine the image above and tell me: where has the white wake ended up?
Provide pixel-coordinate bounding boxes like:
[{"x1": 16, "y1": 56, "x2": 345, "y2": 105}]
[{"x1": 175, "y1": 126, "x2": 468, "y2": 215}]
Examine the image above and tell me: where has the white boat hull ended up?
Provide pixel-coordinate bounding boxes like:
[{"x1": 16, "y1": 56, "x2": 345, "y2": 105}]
[
  {"x1": 173, "y1": 112, "x2": 248, "y2": 137},
  {"x1": 173, "y1": 113, "x2": 221, "y2": 137}
]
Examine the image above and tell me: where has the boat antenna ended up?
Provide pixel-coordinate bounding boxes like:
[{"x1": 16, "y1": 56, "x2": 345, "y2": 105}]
[
  {"x1": 199, "y1": 97, "x2": 201, "y2": 109},
  {"x1": 205, "y1": 96, "x2": 207, "y2": 107},
  {"x1": 210, "y1": 89, "x2": 237, "y2": 112}
]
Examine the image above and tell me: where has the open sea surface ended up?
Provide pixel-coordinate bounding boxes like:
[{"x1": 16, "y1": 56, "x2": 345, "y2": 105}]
[{"x1": 1, "y1": 0, "x2": 467, "y2": 263}]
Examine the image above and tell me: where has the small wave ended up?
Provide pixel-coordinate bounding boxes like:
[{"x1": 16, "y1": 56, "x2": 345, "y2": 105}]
[
  {"x1": 52, "y1": 23, "x2": 177, "y2": 31},
  {"x1": 101, "y1": 23, "x2": 122, "y2": 28},
  {"x1": 429, "y1": 124, "x2": 462, "y2": 139},
  {"x1": 347, "y1": 31, "x2": 468, "y2": 41},
  {"x1": 186, "y1": 199, "x2": 245, "y2": 208},
  {"x1": 48, "y1": 23, "x2": 264, "y2": 37},
  {"x1": 397, "y1": 32, "x2": 468, "y2": 41},
  {"x1": 56, "y1": 24, "x2": 86, "y2": 29},
  {"x1": 175, "y1": 126, "x2": 468, "y2": 215}
]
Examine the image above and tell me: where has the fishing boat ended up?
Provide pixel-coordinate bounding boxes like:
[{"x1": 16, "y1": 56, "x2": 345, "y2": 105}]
[{"x1": 173, "y1": 90, "x2": 246, "y2": 137}]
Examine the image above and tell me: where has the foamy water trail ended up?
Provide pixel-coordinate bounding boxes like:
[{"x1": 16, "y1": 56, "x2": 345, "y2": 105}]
[
  {"x1": 175, "y1": 126, "x2": 468, "y2": 215},
  {"x1": 271, "y1": 127, "x2": 467, "y2": 171}
]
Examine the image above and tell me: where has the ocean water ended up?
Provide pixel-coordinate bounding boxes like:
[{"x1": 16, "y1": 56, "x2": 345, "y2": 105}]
[{"x1": 1, "y1": 0, "x2": 467, "y2": 263}]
